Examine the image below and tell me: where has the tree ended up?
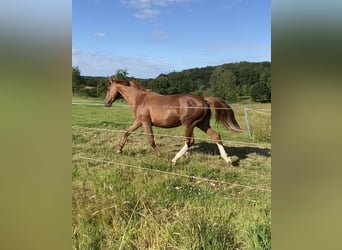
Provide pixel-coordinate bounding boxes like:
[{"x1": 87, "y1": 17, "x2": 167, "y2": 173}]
[
  {"x1": 209, "y1": 67, "x2": 238, "y2": 102},
  {"x1": 112, "y1": 68, "x2": 129, "y2": 80},
  {"x1": 149, "y1": 75, "x2": 169, "y2": 93},
  {"x1": 168, "y1": 72, "x2": 194, "y2": 94},
  {"x1": 250, "y1": 82, "x2": 271, "y2": 103},
  {"x1": 72, "y1": 66, "x2": 84, "y2": 95},
  {"x1": 96, "y1": 78, "x2": 108, "y2": 98}
]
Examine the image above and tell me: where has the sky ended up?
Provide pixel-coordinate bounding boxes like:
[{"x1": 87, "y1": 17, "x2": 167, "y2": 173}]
[{"x1": 72, "y1": 0, "x2": 271, "y2": 79}]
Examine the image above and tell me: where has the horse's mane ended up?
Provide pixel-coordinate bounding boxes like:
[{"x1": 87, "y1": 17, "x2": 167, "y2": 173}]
[
  {"x1": 111, "y1": 78, "x2": 150, "y2": 91},
  {"x1": 128, "y1": 80, "x2": 148, "y2": 91}
]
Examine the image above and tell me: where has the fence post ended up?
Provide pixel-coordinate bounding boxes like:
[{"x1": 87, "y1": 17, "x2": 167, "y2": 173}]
[{"x1": 244, "y1": 107, "x2": 252, "y2": 139}]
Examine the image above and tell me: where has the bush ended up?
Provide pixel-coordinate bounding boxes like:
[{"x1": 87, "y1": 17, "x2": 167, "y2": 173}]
[
  {"x1": 250, "y1": 82, "x2": 271, "y2": 103},
  {"x1": 83, "y1": 87, "x2": 97, "y2": 97}
]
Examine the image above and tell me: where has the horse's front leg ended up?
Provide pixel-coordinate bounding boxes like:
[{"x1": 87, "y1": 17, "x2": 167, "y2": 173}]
[
  {"x1": 117, "y1": 120, "x2": 141, "y2": 154},
  {"x1": 142, "y1": 122, "x2": 161, "y2": 157}
]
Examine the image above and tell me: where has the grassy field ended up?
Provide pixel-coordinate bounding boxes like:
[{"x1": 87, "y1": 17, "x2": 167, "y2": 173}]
[{"x1": 72, "y1": 97, "x2": 271, "y2": 249}]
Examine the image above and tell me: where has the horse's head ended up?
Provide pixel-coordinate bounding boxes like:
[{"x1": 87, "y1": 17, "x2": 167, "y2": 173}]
[{"x1": 104, "y1": 78, "x2": 122, "y2": 107}]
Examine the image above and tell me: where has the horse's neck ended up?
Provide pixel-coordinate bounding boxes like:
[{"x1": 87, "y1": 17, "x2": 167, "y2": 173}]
[{"x1": 118, "y1": 85, "x2": 143, "y2": 107}]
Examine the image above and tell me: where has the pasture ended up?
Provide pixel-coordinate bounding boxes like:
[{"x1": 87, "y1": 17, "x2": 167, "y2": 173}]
[{"x1": 72, "y1": 97, "x2": 271, "y2": 249}]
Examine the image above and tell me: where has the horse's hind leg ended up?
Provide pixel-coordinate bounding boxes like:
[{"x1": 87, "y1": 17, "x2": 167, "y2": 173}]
[
  {"x1": 172, "y1": 126, "x2": 195, "y2": 164},
  {"x1": 117, "y1": 120, "x2": 141, "y2": 154},
  {"x1": 197, "y1": 124, "x2": 232, "y2": 165}
]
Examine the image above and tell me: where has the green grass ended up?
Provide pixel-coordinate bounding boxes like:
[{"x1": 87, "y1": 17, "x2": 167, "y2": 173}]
[{"x1": 72, "y1": 98, "x2": 271, "y2": 249}]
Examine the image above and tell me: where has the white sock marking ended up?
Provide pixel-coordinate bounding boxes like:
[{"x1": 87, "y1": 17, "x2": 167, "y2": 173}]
[
  {"x1": 172, "y1": 143, "x2": 188, "y2": 163},
  {"x1": 217, "y1": 143, "x2": 232, "y2": 164}
]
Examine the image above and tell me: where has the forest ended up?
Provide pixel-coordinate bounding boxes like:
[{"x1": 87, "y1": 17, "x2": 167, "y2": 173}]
[{"x1": 72, "y1": 61, "x2": 271, "y2": 103}]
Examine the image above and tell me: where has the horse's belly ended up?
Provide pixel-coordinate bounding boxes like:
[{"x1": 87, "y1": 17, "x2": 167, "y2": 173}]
[
  {"x1": 150, "y1": 111, "x2": 181, "y2": 128},
  {"x1": 152, "y1": 117, "x2": 181, "y2": 128}
]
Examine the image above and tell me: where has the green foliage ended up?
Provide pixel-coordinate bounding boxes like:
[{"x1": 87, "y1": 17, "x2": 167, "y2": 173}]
[
  {"x1": 112, "y1": 68, "x2": 129, "y2": 80},
  {"x1": 73, "y1": 62, "x2": 271, "y2": 102},
  {"x1": 96, "y1": 78, "x2": 107, "y2": 98},
  {"x1": 250, "y1": 82, "x2": 271, "y2": 103},
  {"x1": 83, "y1": 76, "x2": 105, "y2": 87},
  {"x1": 210, "y1": 66, "x2": 238, "y2": 102},
  {"x1": 168, "y1": 71, "x2": 195, "y2": 94},
  {"x1": 149, "y1": 74, "x2": 170, "y2": 94},
  {"x1": 83, "y1": 87, "x2": 97, "y2": 97},
  {"x1": 72, "y1": 66, "x2": 85, "y2": 95}
]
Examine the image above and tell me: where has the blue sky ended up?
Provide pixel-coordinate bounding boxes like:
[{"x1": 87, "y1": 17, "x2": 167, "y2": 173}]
[{"x1": 72, "y1": 0, "x2": 270, "y2": 78}]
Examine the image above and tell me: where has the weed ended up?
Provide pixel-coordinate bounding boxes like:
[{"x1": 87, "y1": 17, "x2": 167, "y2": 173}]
[{"x1": 72, "y1": 98, "x2": 271, "y2": 249}]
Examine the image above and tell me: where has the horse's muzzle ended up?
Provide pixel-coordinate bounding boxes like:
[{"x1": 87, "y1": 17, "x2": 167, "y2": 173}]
[{"x1": 104, "y1": 102, "x2": 112, "y2": 107}]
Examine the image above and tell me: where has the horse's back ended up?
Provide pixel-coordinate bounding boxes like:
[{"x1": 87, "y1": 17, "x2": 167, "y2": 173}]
[
  {"x1": 138, "y1": 92, "x2": 209, "y2": 128},
  {"x1": 144, "y1": 92, "x2": 208, "y2": 109}
]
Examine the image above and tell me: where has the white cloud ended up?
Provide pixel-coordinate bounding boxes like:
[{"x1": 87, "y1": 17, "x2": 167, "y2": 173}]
[
  {"x1": 134, "y1": 8, "x2": 160, "y2": 19},
  {"x1": 153, "y1": 0, "x2": 189, "y2": 7},
  {"x1": 94, "y1": 32, "x2": 105, "y2": 38},
  {"x1": 121, "y1": 0, "x2": 192, "y2": 19},
  {"x1": 151, "y1": 29, "x2": 168, "y2": 42},
  {"x1": 72, "y1": 48, "x2": 172, "y2": 78},
  {"x1": 207, "y1": 43, "x2": 268, "y2": 52},
  {"x1": 122, "y1": 0, "x2": 190, "y2": 8},
  {"x1": 122, "y1": 0, "x2": 151, "y2": 8},
  {"x1": 72, "y1": 48, "x2": 80, "y2": 55}
]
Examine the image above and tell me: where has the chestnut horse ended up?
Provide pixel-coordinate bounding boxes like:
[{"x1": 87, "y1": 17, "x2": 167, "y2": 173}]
[{"x1": 104, "y1": 78, "x2": 242, "y2": 164}]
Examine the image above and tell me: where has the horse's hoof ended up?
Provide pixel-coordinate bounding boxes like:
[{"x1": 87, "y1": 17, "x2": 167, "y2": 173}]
[
  {"x1": 231, "y1": 156, "x2": 240, "y2": 167},
  {"x1": 116, "y1": 150, "x2": 122, "y2": 154}
]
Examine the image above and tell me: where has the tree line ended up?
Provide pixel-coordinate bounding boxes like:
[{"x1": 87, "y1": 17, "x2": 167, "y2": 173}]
[{"x1": 72, "y1": 61, "x2": 271, "y2": 103}]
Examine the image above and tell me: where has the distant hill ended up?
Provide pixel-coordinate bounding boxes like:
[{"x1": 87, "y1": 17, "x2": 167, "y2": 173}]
[{"x1": 77, "y1": 61, "x2": 271, "y2": 103}]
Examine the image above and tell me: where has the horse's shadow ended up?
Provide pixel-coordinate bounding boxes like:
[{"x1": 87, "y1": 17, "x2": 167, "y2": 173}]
[{"x1": 190, "y1": 141, "x2": 271, "y2": 166}]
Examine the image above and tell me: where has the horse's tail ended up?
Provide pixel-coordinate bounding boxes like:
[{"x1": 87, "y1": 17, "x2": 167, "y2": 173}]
[{"x1": 204, "y1": 97, "x2": 243, "y2": 132}]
